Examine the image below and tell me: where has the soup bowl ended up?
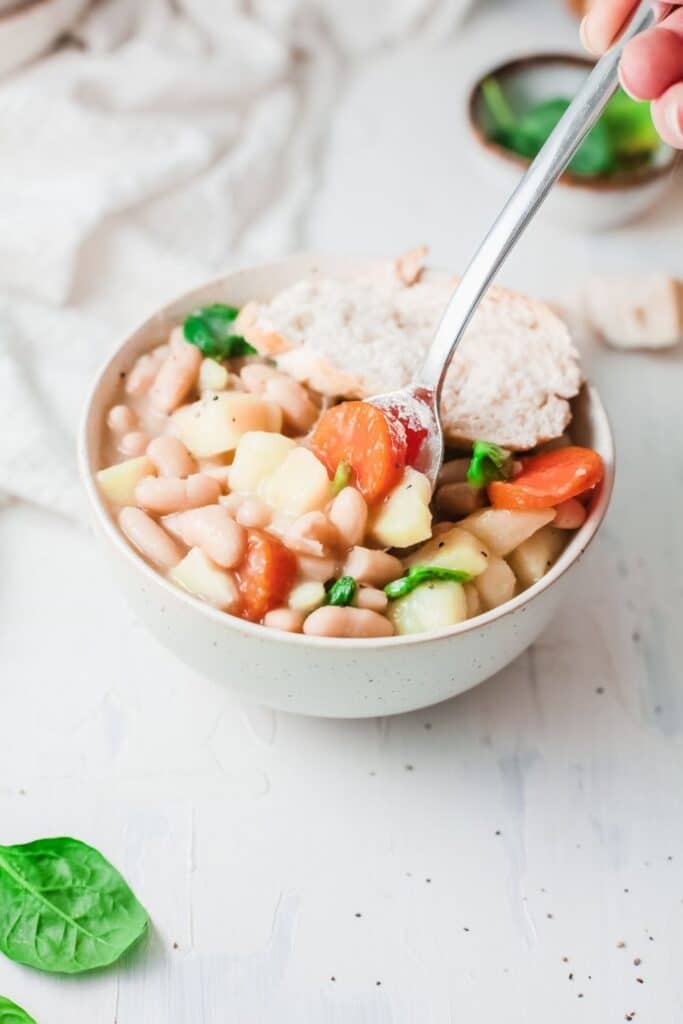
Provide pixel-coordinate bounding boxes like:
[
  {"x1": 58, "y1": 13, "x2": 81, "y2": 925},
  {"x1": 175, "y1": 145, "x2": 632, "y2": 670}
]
[{"x1": 78, "y1": 254, "x2": 615, "y2": 718}]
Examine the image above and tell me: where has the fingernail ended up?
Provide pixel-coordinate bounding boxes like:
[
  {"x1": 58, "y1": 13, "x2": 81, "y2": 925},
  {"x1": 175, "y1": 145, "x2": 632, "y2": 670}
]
[
  {"x1": 580, "y1": 15, "x2": 598, "y2": 56},
  {"x1": 666, "y1": 100, "x2": 683, "y2": 145},
  {"x1": 618, "y1": 64, "x2": 639, "y2": 100}
]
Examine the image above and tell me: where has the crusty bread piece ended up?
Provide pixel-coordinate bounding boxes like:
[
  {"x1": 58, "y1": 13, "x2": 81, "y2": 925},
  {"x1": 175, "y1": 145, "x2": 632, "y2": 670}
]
[
  {"x1": 582, "y1": 274, "x2": 683, "y2": 350},
  {"x1": 239, "y1": 252, "x2": 583, "y2": 451}
]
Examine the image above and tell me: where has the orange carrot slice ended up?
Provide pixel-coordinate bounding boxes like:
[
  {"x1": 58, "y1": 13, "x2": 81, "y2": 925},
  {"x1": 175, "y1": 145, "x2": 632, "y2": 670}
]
[
  {"x1": 488, "y1": 446, "x2": 604, "y2": 510},
  {"x1": 310, "y1": 401, "x2": 407, "y2": 504}
]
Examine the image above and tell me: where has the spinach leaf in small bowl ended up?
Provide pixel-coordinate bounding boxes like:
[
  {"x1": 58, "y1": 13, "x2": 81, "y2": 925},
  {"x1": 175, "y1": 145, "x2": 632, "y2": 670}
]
[{"x1": 481, "y1": 77, "x2": 659, "y2": 177}]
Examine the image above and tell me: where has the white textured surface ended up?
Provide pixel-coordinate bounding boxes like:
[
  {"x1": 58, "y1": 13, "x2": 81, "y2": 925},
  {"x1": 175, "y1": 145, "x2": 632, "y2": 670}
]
[{"x1": 2, "y1": 1, "x2": 683, "y2": 1021}]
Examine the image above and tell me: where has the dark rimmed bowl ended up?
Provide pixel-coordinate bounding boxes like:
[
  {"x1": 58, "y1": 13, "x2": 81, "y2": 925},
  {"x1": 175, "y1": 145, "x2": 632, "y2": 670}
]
[{"x1": 468, "y1": 53, "x2": 677, "y2": 229}]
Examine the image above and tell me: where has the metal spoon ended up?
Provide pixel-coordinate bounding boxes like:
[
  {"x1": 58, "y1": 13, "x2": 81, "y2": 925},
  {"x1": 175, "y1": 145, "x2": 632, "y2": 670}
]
[{"x1": 369, "y1": 0, "x2": 656, "y2": 487}]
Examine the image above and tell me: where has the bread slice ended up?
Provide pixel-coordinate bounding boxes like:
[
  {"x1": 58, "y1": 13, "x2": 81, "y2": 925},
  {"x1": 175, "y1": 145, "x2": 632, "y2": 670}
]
[
  {"x1": 582, "y1": 274, "x2": 683, "y2": 350},
  {"x1": 237, "y1": 251, "x2": 583, "y2": 451}
]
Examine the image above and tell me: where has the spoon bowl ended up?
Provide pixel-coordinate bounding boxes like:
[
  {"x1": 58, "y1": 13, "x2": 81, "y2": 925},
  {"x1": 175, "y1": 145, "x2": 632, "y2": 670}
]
[{"x1": 368, "y1": 385, "x2": 443, "y2": 489}]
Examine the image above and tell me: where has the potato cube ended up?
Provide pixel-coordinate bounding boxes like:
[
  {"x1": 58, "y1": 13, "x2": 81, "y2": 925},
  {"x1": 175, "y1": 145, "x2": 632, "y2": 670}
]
[
  {"x1": 367, "y1": 468, "x2": 432, "y2": 549},
  {"x1": 260, "y1": 448, "x2": 332, "y2": 516},
  {"x1": 169, "y1": 547, "x2": 240, "y2": 611},
  {"x1": 458, "y1": 508, "x2": 555, "y2": 557},
  {"x1": 508, "y1": 526, "x2": 568, "y2": 589},
  {"x1": 388, "y1": 580, "x2": 467, "y2": 636},
  {"x1": 96, "y1": 456, "x2": 155, "y2": 506},
  {"x1": 405, "y1": 525, "x2": 489, "y2": 578},
  {"x1": 288, "y1": 581, "x2": 326, "y2": 613},
  {"x1": 198, "y1": 358, "x2": 229, "y2": 392},
  {"x1": 172, "y1": 392, "x2": 282, "y2": 458},
  {"x1": 229, "y1": 432, "x2": 296, "y2": 495}
]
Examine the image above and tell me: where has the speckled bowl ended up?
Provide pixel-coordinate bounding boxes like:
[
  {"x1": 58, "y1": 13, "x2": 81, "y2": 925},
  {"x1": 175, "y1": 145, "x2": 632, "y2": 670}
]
[
  {"x1": 468, "y1": 54, "x2": 677, "y2": 230},
  {"x1": 78, "y1": 254, "x2": 615, "y2": 718}
]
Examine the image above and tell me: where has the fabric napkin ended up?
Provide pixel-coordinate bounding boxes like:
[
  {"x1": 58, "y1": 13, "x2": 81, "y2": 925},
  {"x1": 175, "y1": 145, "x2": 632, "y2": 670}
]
[{"x1": 0, "y1": 0, "x2": 474, "y2": 521}]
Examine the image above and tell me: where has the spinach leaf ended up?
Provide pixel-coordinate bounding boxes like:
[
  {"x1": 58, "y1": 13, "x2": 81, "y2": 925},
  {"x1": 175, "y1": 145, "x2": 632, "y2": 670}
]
[
  {"x1": 0, "y1": 838, "x2": 148, "y2": 974},
  {"x1": 467, "y1": 440, "x2": 513, "y2": 489},
  {"x1": 384, "y1": 566, "x2": 472, "y2": 600},
  {"x1": 331, "y1": 461, "x2": 352, "y2": 495},
  {"x1": 0, "y1": 997, "x2": 36, "y2": 1024},
  {"x1": 602, "y1": 88, "x2": 659, "y2": 159},
  {"x1": 325, "y1": 576, "x2": 357, "y2": 607},
  {"x1": 481, "y1": 81, "x2": 618, "y2": 176},
  {"x1": 567, "y1": 115, "x2": 614, "y2": 176},
  {"x1": 183, "y1": 304, "x2": 256, "y2": 361}
]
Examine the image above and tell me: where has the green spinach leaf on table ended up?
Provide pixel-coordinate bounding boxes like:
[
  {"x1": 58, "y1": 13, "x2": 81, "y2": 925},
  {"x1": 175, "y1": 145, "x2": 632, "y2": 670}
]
[
  {"x1": 0, "y1": 837, "x2": 148, "y2": 974},
  {"x1": 0, "y1": 996, "x2": 36, "y2": 1024}
]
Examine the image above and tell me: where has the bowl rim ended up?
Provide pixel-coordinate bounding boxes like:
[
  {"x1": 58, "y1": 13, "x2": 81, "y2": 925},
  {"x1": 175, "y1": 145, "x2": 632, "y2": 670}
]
[
  {"x1": 78, "y1": 255, "x2": 616, "y2": 652},
  {"x1": 467, "y1": 52, "x2": 677, "y2": 192}
]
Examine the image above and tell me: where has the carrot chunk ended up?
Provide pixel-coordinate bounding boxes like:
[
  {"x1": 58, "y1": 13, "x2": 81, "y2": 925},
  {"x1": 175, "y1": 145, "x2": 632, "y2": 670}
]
[
  {"x1": 488, "y1": 446, "x2": 604, "y2": 510},
  {"x1": 310, "y1": 401, "x2": 407, "y2": 504},
  {"x1": 236, "y1": 530, "x2": 298, "y2": 623}
]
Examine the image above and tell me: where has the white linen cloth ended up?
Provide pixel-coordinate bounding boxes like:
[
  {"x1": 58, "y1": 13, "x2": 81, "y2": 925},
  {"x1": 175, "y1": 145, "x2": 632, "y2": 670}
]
[{"x1": 0, "y1": 0, "x2": 473, "y2": 521}]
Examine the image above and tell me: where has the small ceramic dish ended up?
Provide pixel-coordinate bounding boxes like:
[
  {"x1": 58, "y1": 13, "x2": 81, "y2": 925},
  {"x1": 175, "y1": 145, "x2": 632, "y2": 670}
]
[
  {"x1": 0, "y1": 0, "x2": 89, "y2": 78},
  {"x1": 468, "y1": 53, "x2": 677, "y2": 230},
  {"x1": 78, "y1": 254, "x2": 615, "y2": 719}
]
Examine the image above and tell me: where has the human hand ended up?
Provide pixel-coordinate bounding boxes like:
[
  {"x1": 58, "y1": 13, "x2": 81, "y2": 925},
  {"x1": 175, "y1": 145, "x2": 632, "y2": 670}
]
[{"x1": 581, "y1": 1, "x2": 683, "y2": 146}]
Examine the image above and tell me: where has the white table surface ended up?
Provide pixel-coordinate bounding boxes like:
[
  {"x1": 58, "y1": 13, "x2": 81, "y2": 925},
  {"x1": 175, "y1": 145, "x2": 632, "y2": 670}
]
[{"x1": 2, "y1": 1, "x2": 683, "y2": 1021}]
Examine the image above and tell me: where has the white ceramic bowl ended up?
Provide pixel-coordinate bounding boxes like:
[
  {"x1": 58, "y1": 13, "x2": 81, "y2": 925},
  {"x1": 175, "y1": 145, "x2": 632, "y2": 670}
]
[
  {"x1": 468, "y1": 54, "x2": 676, "y2": 231},
  {"x1": 78, "y1": 255, "x2": 615, "y2": 719}
]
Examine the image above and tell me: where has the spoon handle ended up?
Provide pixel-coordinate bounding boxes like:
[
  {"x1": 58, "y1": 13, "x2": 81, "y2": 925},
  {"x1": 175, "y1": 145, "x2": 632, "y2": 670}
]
[{"x1": 419, "y1": 0, "x2": 656, "y2": 397}]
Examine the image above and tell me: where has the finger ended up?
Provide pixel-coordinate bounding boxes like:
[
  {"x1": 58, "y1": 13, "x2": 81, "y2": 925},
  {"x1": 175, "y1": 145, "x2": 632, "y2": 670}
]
[
  {"x1": 620, "y1": 8, "x2": 683, "y2": 99},
  {"x1": 581, "y1": 0, "x2": 638, "y2": 55},
  {"x1": 651, "y1": 80, "x2": 683, "y2": 145}
]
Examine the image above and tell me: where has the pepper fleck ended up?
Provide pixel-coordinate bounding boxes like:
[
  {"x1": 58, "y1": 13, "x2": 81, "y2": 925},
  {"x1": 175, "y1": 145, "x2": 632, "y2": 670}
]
[
  {"x1": 355, "y1": 913, "x2": 362, "y2": 918},
  {"x1": 596, "y1": 687, "x2": 605, "y2": 694},
  {"x1": 617, "y1": 941, "x2": 626, "y2": 948},
  {"x1": 633, "y1": 958, "x2": 641, "y2": 966},
  {"x1": 636, "y1": 978, "x2": 644, "y2": 984}
]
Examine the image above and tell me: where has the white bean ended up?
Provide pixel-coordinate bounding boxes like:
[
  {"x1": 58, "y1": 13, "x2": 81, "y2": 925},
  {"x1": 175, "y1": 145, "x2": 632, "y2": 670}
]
[
  {"x1": 219, "y1": 492, "x2": 246, "y2": 516},
  {"x1": 125, "y1": 345, "x2": 168, "y2": 397},
  {"x1": 118, "y1": 507, "x2": 183, "y2": 570},
  {"x1": 147, "y1": 436, "x2": 196, "y2": 478},
  {"x1": 236, "y1": 497, "x2": 272, "y2": 529},
  {"x1": 355, "y1": 586, "x2": 388, "y2": 613},
  {"x1": 328, "y1": 487, "x2": 367, "y2": 549},
  {"x1": 162, "y1": 505, "x2": 246, "y2": 568},
  {"x1": 240, "y1": 363, "x2": 279, "y2": 394},
  {"x1": 464, "y1": 582, "x2": 482, "y2": 618},
  {"x1": 303, "y1": 606, "x2": 394, "y2": 638},
  {"x1": 435, "y1": 482, "x2": 485, "y2": 518},
  {"x1": 263, "y1": 608, "x2": 305, "y2": 633},
  {"x1": 264, "y1": 375, "x2": 319, "y2": 434},
  {"x1": 200, "y1": 462, "x2": 232, "y2": 490},
  {"x1": 119, "y1": 431, "x2": 149, "y2": 457},
  {"x1": 342, "y1": 546, "x2": 403, "y2": 588},
  {"x1": 296, "y1": 553, "x2": 338, "y2": 583},
  {"x1": 150, "y1": 328, "x2": 202, "y2": 413},
  {"x1": 437, "y1": 458, "x2": 470, "y2": 486},
  {"x1": 135, "y1": 473, "x2": 221, "y2": 514},
  {"x1": 552, "y1": 498, "x2": 587, "y2": 530},
  {"x1": 284, "y1": 512, "x2": 338, "y2": 557},
  {"x1": 107, "y1": 405, "x2": 137, "y2": 435}
]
